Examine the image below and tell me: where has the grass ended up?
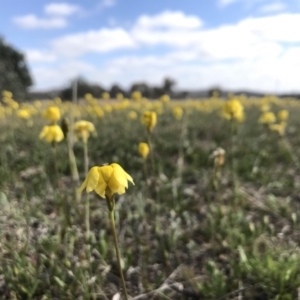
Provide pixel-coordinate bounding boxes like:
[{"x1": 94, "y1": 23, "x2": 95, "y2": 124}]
[{"x1": 0, "y1": 98, "x2": 300, "y2": 299}]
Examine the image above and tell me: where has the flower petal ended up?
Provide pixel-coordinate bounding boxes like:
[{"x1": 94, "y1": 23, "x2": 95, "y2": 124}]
[
  {"x1": 109, "y1": 164, "x2": 128, "y2": 187},
  {"x1": 94, "y1": 183, "x2": 107, "y2": 198},
  {"x1": 85, "y1": 167, "x2": 100, "y2": 193},
  {"x1": 99, "y1": 165, "x2": 113, "y2": 183}
]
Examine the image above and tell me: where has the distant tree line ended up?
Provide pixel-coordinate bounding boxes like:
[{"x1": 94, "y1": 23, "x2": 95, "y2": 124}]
[{"x1": 2, "y1": 37, "x2": 300, "y2": 101}]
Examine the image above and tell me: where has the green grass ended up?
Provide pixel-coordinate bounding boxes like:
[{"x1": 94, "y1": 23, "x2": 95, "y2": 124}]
[{"x1": 1, "y1": 102, "x2": 300, "y2": 299}]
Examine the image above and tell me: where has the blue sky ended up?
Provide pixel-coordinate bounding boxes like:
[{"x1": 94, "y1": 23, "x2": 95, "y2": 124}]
[{"x1": 1, "y1": 0, "x2": 300, "y2": 92}]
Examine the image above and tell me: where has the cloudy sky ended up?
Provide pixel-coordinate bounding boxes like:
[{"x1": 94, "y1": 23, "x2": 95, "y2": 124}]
[{"x1": 1, "y1": 0, "x2": 300, "y2": 93}]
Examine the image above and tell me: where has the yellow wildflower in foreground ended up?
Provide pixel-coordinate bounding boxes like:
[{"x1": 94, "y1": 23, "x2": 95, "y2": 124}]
[
  {"x1": 79, "y1": 163, "x2": 134, "y2": 198},
  {"x1": 141, "y1": 111, "x2": 157, "y2": 131},
  {"x1": 138, "y1": 142, "x2": 150, "y2": 159},
  {"x1": 277, "y1": 110, "x2": 289, "y2": 122},
  {"x1": 259, "y1": 112, "x2": 276, "y2": 124},
  {"x1": 172, "y1": 106, "x2": 183, "y2": 120},
  {"x1": 74, "y1": 120, "x2": 95, "y2": 143},
  {"x1": 39, "y1": 125, "x2": 64, "y2": 143},
  {"x1": 222, "y1": 99, "x2": 244, "y2": 122},
  {"x1": 43, "y1": 106, "x2": 61, "y2": 122}
]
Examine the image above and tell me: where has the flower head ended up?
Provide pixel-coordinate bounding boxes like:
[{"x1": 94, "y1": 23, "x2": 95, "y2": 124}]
[
  {"x1": 277, "y1": 110, "x2": 289, "y2": 122},
  {"x1": 211, "y1": 147, "x2": 226, "y2": 167},
  {"x1": 222, "y1": 99, "x2": 244, "y2": 122},
  {"x1": 259, "y1": 112, "x2": 276, "y2": 124},
  {"x1": 74, "y1": 120, "x2": 95, "y2": 143},
  {"x1": 43, "y1": 106, "x2": 61, "y2": 123},
  {"x1": 128, "y1": 111, "x2": 137, "y2": 120},
  {"x1": 160, "y1": 94, "x2": 170, "y2": 103},
  {"x1": 138, "y1": 142, "x2": 150, "y2": 159},
  {"x1": 141, "y1": 111, "x2": 157, "y2": 131},
  {"x1": 102, "y1": 92, "x2": 110, "y2": 100},
  {"x1": 131, "y1": 91, "x2": 142, "y2": 101},
  {"x1": 39, "y1": 125, "x2": 64, "y2": 143},
  {"x1": 17, "y1": 109, "x2": 31, "y2": 120},
  {"x1": 79, "y1": 163, "x2": 134, "y2": 199},
  {"x1": 269, "y1": 122, "x2": 286, "y2": 136},
  {"x1": 172, "y1": 106, "x2": 183, "y2": 120}
]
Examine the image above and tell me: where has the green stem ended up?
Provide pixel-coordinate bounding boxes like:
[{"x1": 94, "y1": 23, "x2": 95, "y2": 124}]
[
  {"x1": 67, "y1": 136, "x2": 79, "y2": 182},
  {"x1": 85, "y1": 194, "x2": 90, "y2": 240},
  {"x1": 147, "y1": 130, "x2": 155, "y2": 175},
  {"x1": 52, "y1": 141, "x2": 58, "y2": 188},
  {"x1": 107, "y1": 199, "x2": 129, "y2": 300},
  {"x1": 83, "y1": 140, "x2": 89, "y2": 175},
  {"x1": 177, "y1": 115, "x2": 186, "y2": 183}
]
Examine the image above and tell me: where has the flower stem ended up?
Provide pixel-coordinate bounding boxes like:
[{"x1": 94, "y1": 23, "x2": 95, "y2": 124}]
[
  {"x1": 83, "y1": 140, "x2": 89, "y2": 176},
  {"x1": 52, "y1": 141, "x2": 58, "y2": 188},
  {"x1": 108, "y1": 200, "x2": 129, "y2": 300},
  {"x1": 147, "y1": 130, "x2": 155, "y2": 175}
]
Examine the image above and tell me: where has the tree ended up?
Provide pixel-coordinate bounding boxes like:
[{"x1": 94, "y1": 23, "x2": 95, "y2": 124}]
[
  {"x1": 162, "y1": 77, "x2": 176, "y2": 94},
  {"x1": 60, "y1": 77, "x2": 105, "y2": 100},
  {"x1": 109, "y1": 84, "x2": 126, "y2": 98},
  {"x1": 0, "y1": 38, "x2": 33, "y2": 100}
]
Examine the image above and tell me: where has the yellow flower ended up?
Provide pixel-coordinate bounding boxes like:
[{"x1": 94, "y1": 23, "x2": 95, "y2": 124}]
[
  {"x1": 93, "y1": 106, "x2": 104, "y2": 117},
  {"x1": 54, "y1": 97, "x2": 62, "y2": 105},
  {"x1": 74, "y1": 120, "x2": 95, "y2": 143},
  {"x1": 269, "y1": 122, "x2": 286, "y2": 136},
  {"x1": 141, "y1": 111, "x2": 157, "y2": 131},
  {"x1": 260, "y1": 102, "x2": 270, "y2": 112},
  {"x1": 102, "y1": 92, "x2": 110, "y2": 100},
  {"x1": 138, "y1": 142, "x2": 150, "y2": 159},
  {"x1": 39, "y1": 125, "x2": 64, "y2": 143},
  {"x1": 160, "y1": 94, "x2": 170, "y2": 103},
  {"x1": 85, "y1": 93, "x2": 93, "y2": 101},
  {"x1": 116, "y1": 93, "x2": 124, "y2": 100},
  {"x1": 277, "y1": 110, "x2": 289, "y2": 122},
  {"x1": 259, "y1": 112, "x2": 276, "y2": 124},
  {"x1": 131, "y1": 91, "x2": 142, "y2": 101},
  {"x1": 103, "y1": 105, "x2": 112, "y2": 113},
  {"x1": 79, "y1": 163, "x2": 134, "y2": 199},
  {"x1": 2, "y1": 90, "x2": 12, "y2": 99},
  {"x1": 34, "y1": 100, "x2": 42, "y2": 109},
  {"x1": 222, "y1": 99, "x2": 244, "y2": 122},
  {"x1": 127, "y1": 111, "x2": 137, "y2": 120},
  {"x1": 17, "y1": 109, "x2": 31, "y2": 119},
  {"x1": 172, "y1": 106, "x2": 183, "y2": 120},
  {"x1": 43, "y1": 106, "x2": 61, "y2": 122},
  {"x1": 10, "y1": 101, "x2": 19, "y2": 110}
]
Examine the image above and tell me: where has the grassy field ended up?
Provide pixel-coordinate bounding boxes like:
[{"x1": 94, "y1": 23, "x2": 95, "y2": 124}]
[{"x1": 1, "y1": 94, "x2": 300, "y2": 299}]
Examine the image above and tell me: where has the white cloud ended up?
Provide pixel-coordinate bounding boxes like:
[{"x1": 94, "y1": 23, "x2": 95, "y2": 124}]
[
  {"x1": 25, "y1": 50, "x2": 57, "y2": 63},
  {"x1": 239, "y1": 14, "x2": 300, "y2": 42},
  {"x1": 259, "y1": 2, "x2": 286, "y2": 13},
  {"x1": 135, "y1": 11, "x2": 202, "y2": 29},
  {"x1": 13, "y1": 14, "x2": 67, "y2": 29},
  {"x1": 26, "y1": 11, "x2": 300, "y2": 92},
  {"x1": 44, "y1": 3, "x2": 80, "y2": 16},
  {"x1": 51, "y1": 28, "x2": 136, "y2": 56}
]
